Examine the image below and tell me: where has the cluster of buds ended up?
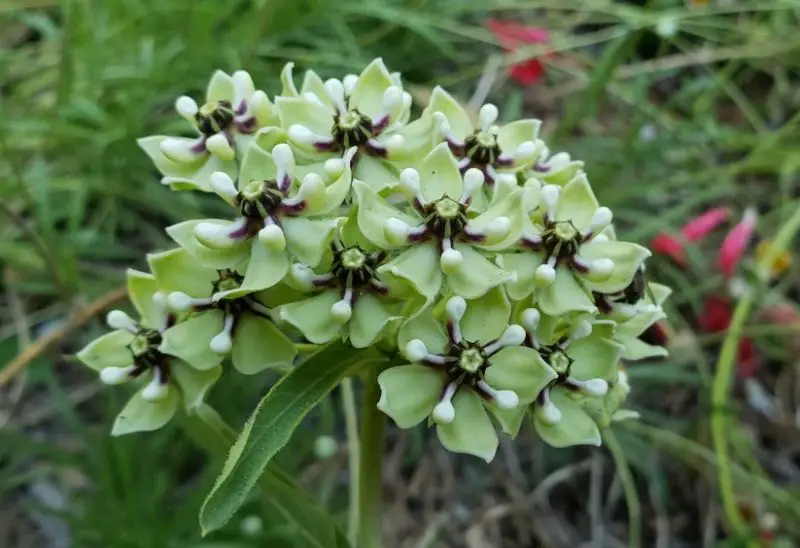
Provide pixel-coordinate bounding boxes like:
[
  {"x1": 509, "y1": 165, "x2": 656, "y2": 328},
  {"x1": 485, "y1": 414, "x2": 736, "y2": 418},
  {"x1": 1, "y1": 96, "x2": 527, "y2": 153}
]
[{"x1": 78, "y1": 60, "x2": 668, "y2": 460}]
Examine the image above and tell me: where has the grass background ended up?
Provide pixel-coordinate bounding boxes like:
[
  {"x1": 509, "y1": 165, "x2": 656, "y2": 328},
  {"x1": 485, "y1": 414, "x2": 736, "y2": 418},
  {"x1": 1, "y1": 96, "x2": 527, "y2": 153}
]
[{"x1": 2, "y1": 0, "x2": 800, "y2": 546}]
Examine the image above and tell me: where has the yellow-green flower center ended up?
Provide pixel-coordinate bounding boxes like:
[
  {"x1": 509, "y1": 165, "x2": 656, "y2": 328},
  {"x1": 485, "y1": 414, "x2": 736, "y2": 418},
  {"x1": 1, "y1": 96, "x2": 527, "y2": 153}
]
[
  {"x1": 434, "y1": 196, "x2": 461, "y2": 219},
  {"x1": 458, "y1": 347, "x2": 485, "y2": 373},
  {"x1": 241, "y1": 180, "x2": 265, "y2": 201},
  {"x1": 553, "y1": 221, "x2": 578, "y2": 241},
  {"x1": 196, "y1": 100, "x2": 235, "y2": 136},
  {"x1": 549, "y1": 351, "x2": 571, "y2": 374},
  {"x1": 341, "y1": 248, "x2": 366, "y2": 269}
]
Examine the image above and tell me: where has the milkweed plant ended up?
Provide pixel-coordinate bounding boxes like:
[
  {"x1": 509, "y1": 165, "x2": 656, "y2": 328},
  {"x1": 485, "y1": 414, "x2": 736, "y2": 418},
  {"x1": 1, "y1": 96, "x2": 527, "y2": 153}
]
[{"x1": 76, "y1": 59, "x2": 670, "y2": 542}]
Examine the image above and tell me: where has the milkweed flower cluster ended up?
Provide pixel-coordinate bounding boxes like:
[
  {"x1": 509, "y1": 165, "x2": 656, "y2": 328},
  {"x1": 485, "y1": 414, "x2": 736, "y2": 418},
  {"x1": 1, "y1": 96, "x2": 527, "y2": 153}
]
[{"x1": 77, "y1": 59, "x2": 668, "y2": 460}]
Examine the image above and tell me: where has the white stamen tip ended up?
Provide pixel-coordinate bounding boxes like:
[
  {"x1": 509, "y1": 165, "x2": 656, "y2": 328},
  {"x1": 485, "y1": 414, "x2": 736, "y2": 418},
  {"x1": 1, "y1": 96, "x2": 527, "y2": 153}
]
[
  {"x1": 590, "y1": 207, "x2": 613, "y2": 230},
  {"x1": 232, "y1": 70, "x2": 255, "y2": 97},
  {"x1": 592, "y1": 234, "x2": 610, "y2": 243},
  {"x1": 521, "y1": 308, "x2": 541, "y2": 333},
  {"x1": 141, "y1": 378, "x2": 169, "y2": 402},
  {"x1": 485, "y1": 216, "x2": 511, "y2": 240},
  {"x1": 462, "y1": 168, "x2": 484, "y2": 200},
  {"x1": 343, "y1": 74, "x2": 358, "y2": 95},
  {"x1": 498, "y1": 324, "x2": 526, "y2": 347},
  {"x1": 383, "y1": 134, "x2": 405, "y2": 152},
  {"x1": 167, "y1": 291, "x2": 195, "y2": 312},
  {"x1": 539, "y1": 398, "x2": 562, "y2": 425},
  {"x1": 288, "y1": 124, "x2": 318, "y2": 146},
  {"x1": 399, "y1": 168, "x2": 421, "y2": 196},
  {"x1": 290, "y1": 264, "x2": 317, "y2": 290},
  {"x1": 433, "y1": 112, "x2": 452, "y2": 136},
  {"x1": 324, "y1": 157, "x2": 346, "y2": 175},
  {"x1": 206, "y1": 133, "x2": 235, "y2": 161},
  {"x1": 250, "y1": 90, "x2": 271, "y2": 122},
  {"x1": 210, "y1": 171, "x2": 238, "y2": 200},
  {"x1": 330, "y1": 300, "x2": 352, "y2": 323},
  {"x1": 613, "y1": 303, "x2": 638, "y2": 319},
  {"x1": 384, "y1": 218, "x2": 412, "y2": 246},
  {"x1": 209, "y1": 331, "x2": 233, "y2": 354},
  {"x1": 404, "y1": 339, "x2": 429, "y2": 362},
  {"x1": 107, "y1": 310, "x2": 137, "y2": 332},
  {"x1": 571, "y1": 319, "x2": 593, "y2": 341},
  {"x1": 302, "y1": 91, "x2": 325, "y2": 107},
  {"x1": 440, "y1": 248, "x2": 463, "y2": 273},
  {"x1": 175, "y1": 95, "x2": 198, "y2": 119},
  {"x1": 382, "y1": 86, "x2": 403, "y2": 111},
  {"x1": 271, "y1": 143, "x2": 296, "y2": 173},
  {"x1": 195, "y1": 221, "x2": 242, "y2": 248},
  {"x1": 514, "y1": 141, "x2": 537, "y2": 161},
  {"x1": 100, "y1": 366, "x2": 134, "y2": 385},
  {"x1": 535, "y1": 264, "x2": 556, "y2": 286},
  {"x1": 581, "y1": 378, "x2": 609, "y2": 397},
  {"x1": 160, "y1": 138, "x2": 200, "y2": 164},
  {"x1": 258, "y1": 224, "x2": 287, "y2": 250},
  {"x1": 297, "y1": 173, "x2": 325, "y2": 206},
  {"x1": 541, "y1": 185, "x2": 560, "y2": 210},
  {"x1": 323, "y1": 78, "x2": 347, "y2": 111},
  {"x1": 494, "y1": 389, "x2": 519, "y2": 410},
  {"x1": 445, "y1": 296, "x2": 467, "y2": 323},
  {"x1": 590, "y1": 258, "x2": 615, "y2": 278},
  {"x1": 432, "y1": 400, "x2": 456, "y2": 424},
  {"x1": 478, "y1": 103, "x2": 499, "y2": 131}
]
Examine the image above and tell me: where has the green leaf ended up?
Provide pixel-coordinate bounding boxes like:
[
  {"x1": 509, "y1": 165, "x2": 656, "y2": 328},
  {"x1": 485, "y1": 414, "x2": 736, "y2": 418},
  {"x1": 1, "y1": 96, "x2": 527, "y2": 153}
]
[{"x1": 199, "y1": 341, "x2": 375, "y2": 534}]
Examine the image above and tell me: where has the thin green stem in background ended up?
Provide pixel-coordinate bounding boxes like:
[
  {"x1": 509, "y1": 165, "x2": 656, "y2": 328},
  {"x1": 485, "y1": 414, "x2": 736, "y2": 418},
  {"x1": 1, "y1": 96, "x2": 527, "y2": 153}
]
[
  {"x1": 603, "y1": 428, "x2": 641, "y2": 548},
  {"x1": 341, "y1": 377, "x2": 360, "y2": 546},
  {"x1": 356, "y1": 369, "x2": 386, "y2": 548}
]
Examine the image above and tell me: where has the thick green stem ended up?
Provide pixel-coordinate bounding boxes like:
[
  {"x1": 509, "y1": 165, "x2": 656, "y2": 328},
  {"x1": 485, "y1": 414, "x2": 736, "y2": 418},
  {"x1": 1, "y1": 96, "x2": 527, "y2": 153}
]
[
  {"x1": 341, "y1": 377, "x2": 360, "y2": 546},
  {"x1": 603, "y1": 428, "x2": 641, "y2": 548},
  {"x1": 356, "y1": 371, "x2": 386, "y2": 548}
]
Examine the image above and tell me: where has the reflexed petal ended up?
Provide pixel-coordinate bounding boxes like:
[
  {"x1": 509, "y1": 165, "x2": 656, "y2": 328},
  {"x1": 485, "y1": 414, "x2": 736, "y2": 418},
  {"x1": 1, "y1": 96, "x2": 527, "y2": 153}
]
[
  {"x1": 436, "y1": 391, "x2": 498, "y2": 462},
  {"x1": 231, "y1": 313, "x2": 297, "y2": 374},
  {"x1": 500, "y1": 251, "x2": 544, "y2": 301},
  {"x1": 568, "y1": 336, "x2": 624, "y2": 381},
  {"x1": 537, "y1": 268, "x2": 596, "y2": 317},
  {"x1": 534, "y1": 389, "x2": 601, "y2": 448},
  {"x1": 159, "y1": 310, "x2": 226, "y2": 370},
  {"x1": 579, "y1": 240, "x2": 651, "y2": 294},
  {"x1": 378, "y1": 242, "x2": 443, "y2": 301},
  {"x1": 649, "y1": 283, "x2": 672, "y2": 307},
  {"x1": 497, "y1": 120, "x2": 541, "y2": 162},
  {"x1": 353, "y1": 180, "x2": 419, "y2": 249},
  {"x1": 377, "y1": 364, "x2": 443, "y2": 428},
  {"x1": 554, "y1": 173, "x2": 598, "y2": 230},
  {"x1": 352, "y1": 155, "x2": 400, "y2": 195},
  {"x1": 616, "y1": 306, "x2": 666, "y2": 340},
  {"x1": 77, "y1": 330, "x2": 135, "y2": 371},
  {"x1": 460, "y1": 286, "x2": 511, "y2": 342},
  {"x1": 137, "y1": 136, "x2": 237, "y2": 192},
  {"x1": 283, "y1": 217, "x2": 341, "y2": 267},
  {"x1": 278, "y1": 290, "x2": 342, "y2": 345},
  {"x1": 468, "y1": 188, "x2": 526, "y2": 251},
  {"x1": 126, "y1": 269, "x2": 163, "y2": 330},
  {"x1": 423, "y1": 86, "x2": 473, "y2": 139},
  {"x1": 490, "y1": 405, "x2": 528, "y2": 437},
  {"x1": 276, "y1": 96, "x2": 333, "y2": 136},
  {"x1": 621, "y1": 338, "x2": 668, "y2": 361},
  {"x1": 111, "y1": 387, "x2": 179, "y2": 436},
  {"x1": 172, "y1": 360, "x2": 222, "y2": 411},
  {"x1": 320, "y1": 155, "x2": 355, "y2": 214},
  {"x1": 349, "y1": 293, "x2": 397, "y2": 348},
  {"x1": 166, "y1": 220, "x2": 250, "y2": 270},
  {"x1": 447, "y1": 244, "x2": 513, "y2": 300},
  {"x1": 238, "y1": 241, "x2": 290, "y2": 292},
  {"x1": 397, "y1": 308, "x2": 449, "y2": 355},
  {"x1": 280, "y1": 62, "x2": 299, "y2": 96},
  {"x1": 419, "y1": 143, "x2": 464, "y2": 202},
  {"x1": 147, "y1": 248, "x2": 217, "y2": 298},
  {"x1": 206, "y1": 70, "x2": 236, "y2": 102},
  {"x1": 485, "y1": 346, "x2": 557, "y2": 402},
  {"x1": 350, "y1": 58, "x2": 395, "y2": 120},
  {"x1": 239, "y1": 142, "x2": 278, "y2": 184}
]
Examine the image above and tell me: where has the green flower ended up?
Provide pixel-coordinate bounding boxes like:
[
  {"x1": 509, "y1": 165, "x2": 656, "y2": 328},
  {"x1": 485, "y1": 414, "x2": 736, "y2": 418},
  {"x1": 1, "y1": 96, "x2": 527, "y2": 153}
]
[
  {"x1": 355, "y1": 143, "x2": 527, "y2": 301},
  {"x1": 519, "y1": 307, "x2": 625, "y2": 448},
  {"x1": 377, "y1": 295, "x2": 556, "y2": 461},
  {"x1": 501, "y1": 175, "x2": 651, "y2": 316},
  {"x1": 525, "y1": 143, "x2": 584, "y2": 186},
  {"x1": 76, "y1": 270, "x2": 221, "y2": 435},
  {"x1": 276, "y1": 59, "x2": 429, "y2": 193},
  {"x1": 166, "y1": 142, "x2": 351, "y2": 292},
  {"x1": 583, "y1": 365, "x2": 634, "y2": 428},
  {"x1": 148, "y1": 248, "x2": 296, "y2": 374},
  {"x1": 139, "y1": 70, "x2": 277, "y2": 192},
  {"x1": 423, "y1": 87, "x2": 542, "y2": 194}
]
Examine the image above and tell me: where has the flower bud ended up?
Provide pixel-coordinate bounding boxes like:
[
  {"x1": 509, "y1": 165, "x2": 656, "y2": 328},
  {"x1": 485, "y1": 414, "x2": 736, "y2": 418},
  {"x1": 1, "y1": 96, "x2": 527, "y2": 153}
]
[{"x1": 206, "y1": 133, "x2": 236, "y2": 161}]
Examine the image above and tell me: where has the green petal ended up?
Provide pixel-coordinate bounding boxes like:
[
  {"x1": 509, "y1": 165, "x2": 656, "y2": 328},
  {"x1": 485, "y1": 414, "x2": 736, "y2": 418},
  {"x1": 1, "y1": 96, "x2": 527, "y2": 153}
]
[
  {"x1": 486, "y1": 346, "x2": 557, "y2": 402},
  {"x1": 137, "y1": 136, "x2": 237, "y2": 192},
  {"x1": 159, "y1": 310, "x2": 225, "y2": 370},
  {"x1": 500, "y1": 251, "x2": 543, "y2": 301},
  {"x1": 490, "y1": 405, "x2": 528, "y2": 437},
  {"x1": 352, "y1": 155, "x2": 399, "y2": 194},
  {"x1": 320, "y1": 155, "x2": 355, "y2": 214},
  {"x1": 239, "y1": 142, "x2": 278, "y2": 184},
  {"x1": 350, "y1": 58, "x2": 395, "y2": 120},
  {"x1": 537, "y1": 268, "x2": 597, "y2": 317},
  {"x1": 231, "y1": 313, "x2": 297, "y2": 374},
  {"x1": 447, "y1": 244, "x2": 512, "y2": 300},
  {"x1": 423, "y1": 86, "x2": 473, "y2": 139},
  {"x1": 579, "y1": 240, "x2": 652, "y2": 294},
  {"x1": 126, "y1": 269, "x2": 162, "y2": 330},
  {"x1": 147, "y1": 248, "x2": 217, "y2": 297},
  {"x1": 649, "y1": 283, "x2": 672, "y2": 306},
  {"x1": 468, "y1": 188, "x2": 526, "y2": 251},
  {"x1": 283, "y1": 217, "x2": 341, "y2": 267},
  {"x1": 280, "y1": 62, "x2": 299, "y2": 96},
  {"x1": 568, "y1": 335, "x2": 624, "y2": 381},
  {"x1": 616, "y1": 307, "x2": 666, "y2": 340},
  {"x1": 535, "y1": 389, "x2": 601, "y2": 448},
  {"x1": 278, "y1": 290, "x2": 342, "y2": 345},
  {"x1": 239, "y1": 241, "x2": 289, "y2": 292},
  {"x1": 353, "y1": 180, "x2": 419, "y2": 249},
  {"x1": 206, "y1": 70, "x2": 235, "y2": 102},
  {"x1": 419, "y1": 143, "x2": 463, "y2": 203},
  {"x1": 621, "y1": 337, "x2": 668, "y2": 361},
  {"x1": 111, "y1": 387, "x2": 179, "y2": 436},
  {"x1": 555, "y1": 174, "x2": 598, "y2": 231},
  {"x1": 300, "y1": 70, "x2": 329, "y2": 104},
  {"x1": 392, "y1": 117, "x2": 436, "y2": 162},
  {"x1": 166, "y1": 220, "x2": 250, "y2": 270},
  {"x1": 349, "y1": 293, "x2": 396, "y2": 348},
  {"x1": 276, "y1": 96, "x2": 332, "y2": 137},
  {"x1": 377, "y1": 364, "x2": 443, "y2": 428},
  {"x1": 397, "y1": 308, "x2": 449, "y2": 355},
  {"x1": 460, "y1": 286, "x2": 511, "y2": 342},
  {"x1": 379, "y1": 242, "x2": 442, "y2": 302},
  {"x1": 436, "y1": 390, "x2": 498, "y2": 462},
  {"x1": 497, "y1": 120, "x2": 541, "y2": 162},
  {"x1": 77, "y1": 330, "x2": 134, "y2": 371},
  {"x1": 172, "y1": 360, "x2": 222, "y2": 411}
]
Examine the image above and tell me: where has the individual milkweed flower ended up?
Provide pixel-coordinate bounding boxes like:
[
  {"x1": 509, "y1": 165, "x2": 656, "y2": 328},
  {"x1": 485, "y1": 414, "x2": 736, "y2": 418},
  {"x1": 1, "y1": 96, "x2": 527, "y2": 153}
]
[
  {"x1": 423, "y1": 87, "x2": 541, "y2": 192},
  {"x1": 604, "y1": 282, "x2": 672, "y2": 361},
  {"x1": 166, "y1": 142, "x2": 352, "y2": 292},
  {"x1": 277, "y1": 59, "x2": 428, "y2": 193},
  {"x1": 278, "y1": 237, "x2": 400, "y2": 348},
  {"x1": 718, "y1": 208, "x2": 757, "y2": 278},
  {"x1": 650, "y1": 206, "x2": 730, "y2": 267},
  {"x1": 76, "y1": 270, "x2": 221, "y2": 435},
  {"x1": 486, "y1": 19, "x2": 551, "y2": 86},
  {"x1": 377, "y1": 294, "x2": 556, "y2": 462},
  {"x1": 520, "y1": 308, "x2": 625, "y2": 447},
  {"x1": 355, "y1": 143, "x2": 525, "y2": 301},
  {"x1": 527, "y1": 144, "x2": 584, "y2": 185},
  {"x1": 148, "y1": 248, "x2": 296, "y2": 373},
  {"x1": 502, "y1": 176, "x2": 651, "y2": 317},
  {"x1": 138, "y1": 70, "x2": 277, "y2": 192}
]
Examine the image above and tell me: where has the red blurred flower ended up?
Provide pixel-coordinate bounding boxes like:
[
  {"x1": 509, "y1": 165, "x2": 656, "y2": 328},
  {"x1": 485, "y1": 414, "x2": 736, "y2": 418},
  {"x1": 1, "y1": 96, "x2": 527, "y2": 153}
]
[
  {"x1": 697, "y1": 296, "x2": 733, "y2": 333},
  {"x1": 486, "y1": 19, "x2": 551, "y2": 86},
  {"x1": 718, "y1": 208, "x2": 757, "y2": 279},
  {"x1": 650, "y1": 207, "x2": 730, "y2": 268},
  {"x1": 737, "y1": 337, "x2": 759, "y2": 379},
  {"x1": 650, "y1": 233, "x2": 688, "y2": 267}
]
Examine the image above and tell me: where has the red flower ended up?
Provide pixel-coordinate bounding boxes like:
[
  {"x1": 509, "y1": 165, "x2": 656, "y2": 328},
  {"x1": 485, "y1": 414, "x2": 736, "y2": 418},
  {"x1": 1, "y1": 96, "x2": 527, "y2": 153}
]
[
  {"x1": 697, "y1": 296, "x2": 733, "y2": 333},
  {"x1": 486, "y1": 19, "x2": 551, "y2": 86},
  {"x1": 718, "y1": 208, "x2": 757, "y2": 279},
  {"x1": 737, "y1": 337, "x2": 759, "y2": 378},
  {"x1": 650, "y1": 207, "x2": 730, "y2": 268},
  {"x1": 650, "y1": 233, "x2": 688, "y2": 267}
]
